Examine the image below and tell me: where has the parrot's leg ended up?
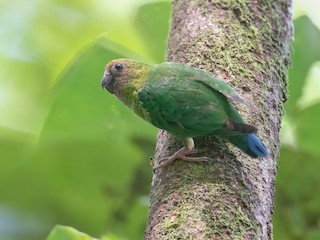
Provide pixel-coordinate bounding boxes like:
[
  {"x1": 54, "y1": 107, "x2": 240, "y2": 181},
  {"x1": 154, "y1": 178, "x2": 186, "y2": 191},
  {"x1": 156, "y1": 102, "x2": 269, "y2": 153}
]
[{"x1": 154, "y1": 137, "x2": 211, "y2": 170}]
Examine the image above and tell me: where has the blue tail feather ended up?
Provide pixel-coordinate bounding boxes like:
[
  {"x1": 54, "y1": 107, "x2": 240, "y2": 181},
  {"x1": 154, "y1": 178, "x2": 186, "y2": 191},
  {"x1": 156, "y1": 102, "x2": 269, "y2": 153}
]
[
  {"x1": 246, "y1": 134, "x2": 268, "y2": 157},
  {"x1": 227, "y1": 134, "x2": 268, "y2": 158}
]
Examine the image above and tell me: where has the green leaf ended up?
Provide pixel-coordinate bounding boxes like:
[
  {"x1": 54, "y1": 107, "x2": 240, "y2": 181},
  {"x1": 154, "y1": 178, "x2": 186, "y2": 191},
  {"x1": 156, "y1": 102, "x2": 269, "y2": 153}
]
[
  {"x1": 47, "y1": 225, "x2": 97, "y2": 240},
  {"x1": 41, "y1": 38, "x2": 156, "y2": 142},
  {"x1": 285, "y1": 16, "x2": 320, "y2": 114},
  {"x1": 134, "y1": 2, "x2": 171, "y2": 63},
  {"x1": 296, "y1": 103, "x2": 320, "y2": 155}
]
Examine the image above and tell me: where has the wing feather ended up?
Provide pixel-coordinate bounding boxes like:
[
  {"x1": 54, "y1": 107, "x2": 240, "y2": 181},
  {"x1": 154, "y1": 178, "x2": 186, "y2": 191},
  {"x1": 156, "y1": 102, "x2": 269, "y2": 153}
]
[{"x1": 138, "y1": 79, "x2": 229, "y2": 138}]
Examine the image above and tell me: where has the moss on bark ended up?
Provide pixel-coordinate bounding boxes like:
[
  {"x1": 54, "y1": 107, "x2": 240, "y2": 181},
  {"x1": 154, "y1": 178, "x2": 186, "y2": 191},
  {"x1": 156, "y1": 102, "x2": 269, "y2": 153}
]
[{"x1": 145, "y1": 0, "x2": 293, "y2": 239}]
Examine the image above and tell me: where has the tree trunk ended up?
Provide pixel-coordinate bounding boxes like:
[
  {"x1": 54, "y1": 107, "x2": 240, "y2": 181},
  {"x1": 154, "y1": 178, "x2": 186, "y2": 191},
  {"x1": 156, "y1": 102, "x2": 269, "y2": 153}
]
[{"x1": 145, "y1": 0, "x2": 292, "y2": 239}]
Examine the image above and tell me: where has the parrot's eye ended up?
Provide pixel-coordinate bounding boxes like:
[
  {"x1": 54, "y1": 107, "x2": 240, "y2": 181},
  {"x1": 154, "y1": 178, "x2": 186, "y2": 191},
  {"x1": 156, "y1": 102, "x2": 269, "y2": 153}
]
[{"x1": 114, "y1": 63, "x2": 124, "y2": 72}]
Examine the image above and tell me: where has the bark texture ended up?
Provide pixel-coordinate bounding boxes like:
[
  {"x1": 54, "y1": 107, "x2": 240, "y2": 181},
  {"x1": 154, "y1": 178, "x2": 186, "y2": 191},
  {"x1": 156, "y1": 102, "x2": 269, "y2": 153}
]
[{"x1": 145, "y1": 0, "x2": 293, "y2": 239}]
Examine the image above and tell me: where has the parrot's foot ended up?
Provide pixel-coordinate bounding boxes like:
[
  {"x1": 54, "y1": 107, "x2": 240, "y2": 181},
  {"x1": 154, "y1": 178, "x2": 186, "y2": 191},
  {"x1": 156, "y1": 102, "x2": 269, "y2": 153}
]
[{"x1": 153, "y1": 138, "x2": 211, "y2": 171}]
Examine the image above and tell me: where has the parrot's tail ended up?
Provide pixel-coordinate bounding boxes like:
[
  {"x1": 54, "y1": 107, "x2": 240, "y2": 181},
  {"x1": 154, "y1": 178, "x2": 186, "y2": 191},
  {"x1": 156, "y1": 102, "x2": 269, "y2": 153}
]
[{"x1": 227, "y1": 134, "x2": 268, "y2": 158}]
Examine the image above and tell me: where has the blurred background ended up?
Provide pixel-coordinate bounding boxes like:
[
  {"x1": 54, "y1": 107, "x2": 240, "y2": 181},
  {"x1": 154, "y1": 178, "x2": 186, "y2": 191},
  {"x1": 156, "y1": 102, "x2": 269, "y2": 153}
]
[{"x1": 0, "y1": 0, "x2": 319, "y2": 239}]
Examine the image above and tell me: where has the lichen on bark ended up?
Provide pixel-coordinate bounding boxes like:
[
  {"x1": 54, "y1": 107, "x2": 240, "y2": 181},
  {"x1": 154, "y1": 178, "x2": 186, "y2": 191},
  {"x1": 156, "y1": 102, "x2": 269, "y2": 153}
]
[{"x1": 145, "y1": 0, "x2": 293, "y2": 239}]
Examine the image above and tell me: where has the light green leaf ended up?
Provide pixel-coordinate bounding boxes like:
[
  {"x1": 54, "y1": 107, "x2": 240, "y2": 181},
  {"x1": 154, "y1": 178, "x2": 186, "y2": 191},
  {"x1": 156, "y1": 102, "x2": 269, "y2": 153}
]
[
  {"x1": 134, "y1": 2, "x2": 171, "y2": 63},
  {"x1": 295, "y1": 103, "x2": 320, "y2": 155},
  {"x1": 47, "y1": 225, "x2": 97, "y2": 240},
  {"x1": 285, "y1": 16, "x2": 320, "y2": 114}
]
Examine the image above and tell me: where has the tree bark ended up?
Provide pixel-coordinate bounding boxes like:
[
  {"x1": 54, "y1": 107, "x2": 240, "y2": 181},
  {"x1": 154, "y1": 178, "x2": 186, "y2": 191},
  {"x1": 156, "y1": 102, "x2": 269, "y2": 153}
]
[{"x1": 145, "y1": 0, "x2": 292, "y2": 239}]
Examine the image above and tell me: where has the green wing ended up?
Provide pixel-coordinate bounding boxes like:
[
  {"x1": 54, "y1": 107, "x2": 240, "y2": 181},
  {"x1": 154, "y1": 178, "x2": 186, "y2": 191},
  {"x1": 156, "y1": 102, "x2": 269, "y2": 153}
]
[
  {"x1": 137, "y1": 78, "x2": 230, "y2": 138},
  {"x1": 163, "y1": 62, "x2": 256, "y2": 111}
]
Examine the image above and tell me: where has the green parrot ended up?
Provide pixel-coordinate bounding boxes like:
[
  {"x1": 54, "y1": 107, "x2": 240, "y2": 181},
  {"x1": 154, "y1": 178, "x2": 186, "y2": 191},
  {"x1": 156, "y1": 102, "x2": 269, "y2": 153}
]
[{"x1": 101, "y1": 58, "x2": 268, "y2": 169}]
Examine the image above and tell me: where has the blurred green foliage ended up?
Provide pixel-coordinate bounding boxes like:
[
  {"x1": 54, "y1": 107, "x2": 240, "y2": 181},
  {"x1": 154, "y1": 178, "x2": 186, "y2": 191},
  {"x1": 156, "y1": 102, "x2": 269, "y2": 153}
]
[
  {"x1": 47, "y1": 225, "x2": 97, "y2": 240},
  {"x1": 0, "y1": 1, "x2": 319, "y2": 240}
]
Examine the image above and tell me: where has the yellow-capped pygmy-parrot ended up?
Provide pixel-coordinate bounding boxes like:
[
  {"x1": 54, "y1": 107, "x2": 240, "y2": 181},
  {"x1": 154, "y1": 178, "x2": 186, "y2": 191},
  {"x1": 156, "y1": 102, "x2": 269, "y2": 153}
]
[{"x1": 101, "y1": 58, "x2": 268, "y2": 169}]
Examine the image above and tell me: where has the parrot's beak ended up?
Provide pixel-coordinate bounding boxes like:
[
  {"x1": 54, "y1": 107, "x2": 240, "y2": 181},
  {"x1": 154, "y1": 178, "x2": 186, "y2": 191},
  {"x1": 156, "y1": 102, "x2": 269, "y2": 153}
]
[{"x1": 101, "y1": 72, "x2": 115, "y2": 94}]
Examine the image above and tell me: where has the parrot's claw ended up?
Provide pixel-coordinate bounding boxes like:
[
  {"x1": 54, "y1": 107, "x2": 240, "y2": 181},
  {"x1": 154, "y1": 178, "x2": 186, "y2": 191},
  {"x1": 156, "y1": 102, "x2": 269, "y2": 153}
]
[
  {"x1": 152, "y1": 138, "x2": 212, "y2": 171},
  {"x1": 186, "y1": 149, "x2": 199, "y2": 155},
  {"x1": 153, "y1": 143, "x2": 211, "y2": 171}
]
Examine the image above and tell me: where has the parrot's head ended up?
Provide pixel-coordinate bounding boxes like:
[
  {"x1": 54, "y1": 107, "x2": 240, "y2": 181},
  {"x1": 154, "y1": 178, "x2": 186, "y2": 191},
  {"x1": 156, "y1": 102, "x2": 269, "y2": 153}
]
[
  {"x1": 101, "y1": 58, "x2": 150, "y2": 98},
  {"x1": 101, "y1": 58, "x2": 130, "y2": 94}
]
